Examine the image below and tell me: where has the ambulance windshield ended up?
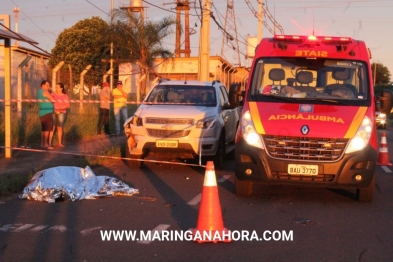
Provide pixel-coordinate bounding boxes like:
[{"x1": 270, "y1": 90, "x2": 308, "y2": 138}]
[{"x1": 250, "y1": 58, "x2": 371, "y2": 106}]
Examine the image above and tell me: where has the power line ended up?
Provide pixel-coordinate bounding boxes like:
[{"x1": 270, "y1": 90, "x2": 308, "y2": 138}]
[
  {"x1": 85, "y1": 0, "x2": 110, "y2": 16},
  {"x1": 211, "y1": 3, "x2": 250, "y2": 46},
  {"x1": 264, "y1": 0, "x2": 284, "y2": 34},
  {"x1": 0, "y1": 22, "x2": 51, "y2": 56},
  {"x1": 10, "y1": 0, "x2": 55, "y2": 43}
]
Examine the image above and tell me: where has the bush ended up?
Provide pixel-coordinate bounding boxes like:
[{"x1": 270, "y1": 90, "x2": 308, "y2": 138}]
[{"x1": 374, "y1": 84, "x2": 393, "y2": 97}]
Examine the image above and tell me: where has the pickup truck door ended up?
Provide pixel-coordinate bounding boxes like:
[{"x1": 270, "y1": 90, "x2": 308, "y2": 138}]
[{"x1": 218, "y1": 85, "x2": 237, "y2": 143}]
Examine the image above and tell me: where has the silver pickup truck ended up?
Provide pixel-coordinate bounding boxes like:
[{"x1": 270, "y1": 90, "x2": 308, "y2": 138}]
[{"x1": 123, "y1": 80, "x2": 242, "y2": 169}]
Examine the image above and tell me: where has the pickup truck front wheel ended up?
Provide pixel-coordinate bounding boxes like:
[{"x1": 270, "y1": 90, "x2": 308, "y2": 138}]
[
  {"x1": 213, "y1": 134, "x2": 226, "y2": 170},
  {"x1": 125, "y1": 144, "x2": 143, "y2": 168}
]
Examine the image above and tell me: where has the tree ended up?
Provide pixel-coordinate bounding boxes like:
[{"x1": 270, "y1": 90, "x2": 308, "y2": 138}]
[
  {"x1": 111, "y1": 9, "x2": 177, "y2": 99},
  {"x1": 371, "y1": 62, "x2": 391, "y2": 85},
  {"x1": 49, "y1": 17, "x2": 111, "y2": 90}
]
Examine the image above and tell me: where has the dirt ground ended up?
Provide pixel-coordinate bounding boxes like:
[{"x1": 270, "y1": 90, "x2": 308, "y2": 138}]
[{"x1": 0, "y1": 135, "x2": 127, "y2": 191}]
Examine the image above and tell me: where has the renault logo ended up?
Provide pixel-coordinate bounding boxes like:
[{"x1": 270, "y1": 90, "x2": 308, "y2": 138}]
[{"x1": 301, "y1": 125, "x2": 309, "y2": 135}]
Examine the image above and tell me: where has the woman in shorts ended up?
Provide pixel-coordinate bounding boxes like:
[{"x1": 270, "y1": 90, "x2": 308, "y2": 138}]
[
  {"x1": 52, "y1": 83, "x2": 70, "y2": 147},
  {"x1": 38, "y1": 80, "x2": 55, "y2": 149}
]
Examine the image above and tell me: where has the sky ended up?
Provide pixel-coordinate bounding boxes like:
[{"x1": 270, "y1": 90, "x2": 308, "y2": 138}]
[{"x1": 1, "y1": 0, "x2": 393, "y2": 80}]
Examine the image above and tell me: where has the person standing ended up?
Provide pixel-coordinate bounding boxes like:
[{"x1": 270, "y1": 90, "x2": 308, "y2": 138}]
[
  {"x1": 38, "y1": 80, "x2": 55, "y2": 149},
  {"x1": 112, "y1": 80, "x2": 128, "y2": 135},
  {"x1": 97, "y1": 82, "x2": 111, "y2": 136},
  {"x1": 52, "y1": 83, "x2": 70, "y2": 147}
]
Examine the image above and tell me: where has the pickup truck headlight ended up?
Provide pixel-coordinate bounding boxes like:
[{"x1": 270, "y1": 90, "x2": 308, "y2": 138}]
[
  {"x1": 196, "y1": 116, "x2": 216, "y2": 129},
  {"x1": 345, "y1": 116, "x2": 372, "y2": 154},
  {"x1": 241, "y1": 110, "x2": 264, "y2": 149},
  {"x1": 379, "y1": 113, "x2": 387, "y2": 124},
  {"x1": 125, "y1": 115, "x2": 143, "y2": 136},
  {"x1": 130, "y1": 115, "x2": 143, "y2": 126}
]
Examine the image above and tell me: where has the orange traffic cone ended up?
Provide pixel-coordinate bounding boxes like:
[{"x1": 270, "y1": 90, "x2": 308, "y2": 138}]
[
  {"x1": 377, "y1": 132, "x2": 392, "y2": 166},
  {"x1": 191, "y1": 161, "x2": 231, "y2": 243}
]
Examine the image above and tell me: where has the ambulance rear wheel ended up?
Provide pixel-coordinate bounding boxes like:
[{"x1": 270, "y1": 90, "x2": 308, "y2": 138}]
[
  {"x1": 235, "y1": 176, "x2": 253, "y2": 197},
  {"x1": 356, "y1": 175, "x2": 375, "y2": 202}
]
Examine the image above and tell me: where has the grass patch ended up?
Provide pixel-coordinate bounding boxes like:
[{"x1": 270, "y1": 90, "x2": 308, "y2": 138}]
[
  {"x1": 85, "y1": 145, "x2": 122, "y2": 166},
  {"x1": 0, "y1": 173, "x2": 34, "y2": 197}
]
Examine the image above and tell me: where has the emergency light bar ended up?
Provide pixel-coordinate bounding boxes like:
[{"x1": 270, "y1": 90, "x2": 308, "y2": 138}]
[{"x1": 274, "y1": 35, "x2": 352, "y2": 44}]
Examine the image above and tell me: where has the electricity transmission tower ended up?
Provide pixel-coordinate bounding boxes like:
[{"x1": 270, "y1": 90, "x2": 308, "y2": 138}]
[
  {"x1": 163, "y1": 0, "x2": 197, "y2": 57},
  {"x1": 220, "y1": 0, "x2": 241, "y2": 67}
]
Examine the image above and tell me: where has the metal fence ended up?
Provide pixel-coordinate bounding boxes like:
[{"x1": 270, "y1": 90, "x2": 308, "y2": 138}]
[{"x1": 0, "y1": 50, "x2": 48, "y2": 103}]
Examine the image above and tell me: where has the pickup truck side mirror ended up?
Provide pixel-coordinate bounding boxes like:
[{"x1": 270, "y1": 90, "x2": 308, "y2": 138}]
[
  {"x1": 222, "y1": 101, "x2": 232, "y2": 110},
  {"x1": 229, "y1": 83, "x2": 244, "y2": 107},
  {"x1": 375, "y1": 100, "x2": 381, "y2": 109}
]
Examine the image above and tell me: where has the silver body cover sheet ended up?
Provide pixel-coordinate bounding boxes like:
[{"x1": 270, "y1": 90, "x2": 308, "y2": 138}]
[{"x1": 19, "y1": 166, "x2": 139, "y2": 203}]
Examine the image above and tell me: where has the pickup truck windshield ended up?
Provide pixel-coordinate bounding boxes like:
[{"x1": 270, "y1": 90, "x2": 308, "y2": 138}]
[
  {"x1": 145, "y1": 85, "x2": 216, "y2": 106},
  {"x1": 249, "y1": 58, "x2": 371, "y2": 106}
]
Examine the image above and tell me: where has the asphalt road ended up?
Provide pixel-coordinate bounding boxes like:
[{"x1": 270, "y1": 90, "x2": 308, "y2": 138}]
[{"x1": 1, "y1": 130, "x2": 393, "y2": 261}]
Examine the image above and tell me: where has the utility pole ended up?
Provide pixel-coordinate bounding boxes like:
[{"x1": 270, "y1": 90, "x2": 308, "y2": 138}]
[
  {"x1": 257, "y1": 0, "x2": 263, "y2": 42},
  {"x1": 120, "y1": 0, "x2": 146, "y2": 101},
  {"x1": 198, "y1": 0, "x2": 210, "y2": 81},
  {"x1": 1, "y1": 14, "x2": 11, "y2": 158},
  {"x1": 110, "y1": 0, "x2": 114, "y2": 89}
]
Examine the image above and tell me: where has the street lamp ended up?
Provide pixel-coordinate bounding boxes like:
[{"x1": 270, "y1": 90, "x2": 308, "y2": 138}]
[
  {"x1": 110, "y1": 0, "x2": 114, "y2": 90},
  {"x1": 13, "y1": 7, "x2": 19, "y2": 46}
]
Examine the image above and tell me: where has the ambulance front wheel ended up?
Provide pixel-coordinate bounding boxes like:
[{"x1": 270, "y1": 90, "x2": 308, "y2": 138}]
[
  {"x1": 235, "y1": 176, "x2": 253, "y2": 197},
  {"x1": 356, "y1": 175, "x2": 375, "y2": 202}
]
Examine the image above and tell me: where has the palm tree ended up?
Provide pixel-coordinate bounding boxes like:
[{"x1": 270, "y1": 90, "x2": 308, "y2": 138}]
[{"x1": 111, "y1": 9, "x2": 177, "y2": 99}]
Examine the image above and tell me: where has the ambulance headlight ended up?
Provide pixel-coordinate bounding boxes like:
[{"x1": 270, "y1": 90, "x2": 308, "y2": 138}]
[
  {"x1": 345, "y1": 116, "x2": 372, "y2": 154},
  {"x1": 242, "y1": 111, "x2": 264, "y2": 149}
]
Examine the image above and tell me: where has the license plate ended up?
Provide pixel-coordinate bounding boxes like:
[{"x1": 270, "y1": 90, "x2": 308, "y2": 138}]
[
  {"x1": 156, "y1": 140, "x2": 178, "y2": 148},
  {"x1": 288, "y1": 164, "x2": 318, "y2": 176}
]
